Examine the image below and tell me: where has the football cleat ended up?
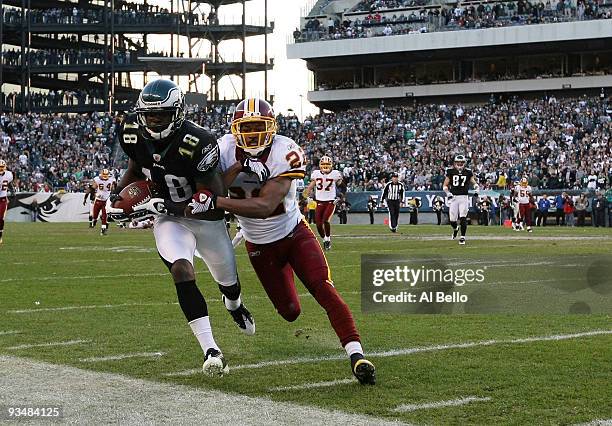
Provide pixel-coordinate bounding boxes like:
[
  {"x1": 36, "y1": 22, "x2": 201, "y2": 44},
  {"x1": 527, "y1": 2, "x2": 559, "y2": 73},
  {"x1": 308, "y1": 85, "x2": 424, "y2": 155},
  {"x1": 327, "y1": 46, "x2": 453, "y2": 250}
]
[
  {"x1": 527, "y1": 227, "x2": 533, "y2": 233},
  {"x1": 390, "y1": 228, "x2": 397, "y2": 233},
  {"x1": 351, "y1": 355, "x2": 376, "y2": 385},
  {"x1": 459, "y1": 237, "x2": 466, "y2": 245},
  {"x1": 203, "y1": 348, "x2": 229, "y2": 376},
  {"x1": 223, "y1": 296, "x2": 255, "y2": 336},
  {"x1": 324, "y1": 240, "x2": 331, "y2": 250}
]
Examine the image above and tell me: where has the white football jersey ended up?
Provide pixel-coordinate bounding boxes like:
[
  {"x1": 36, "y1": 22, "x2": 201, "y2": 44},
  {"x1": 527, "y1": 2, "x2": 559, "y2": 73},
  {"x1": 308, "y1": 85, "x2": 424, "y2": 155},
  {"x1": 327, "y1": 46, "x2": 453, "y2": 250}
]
[
  {"x1": 218, "y1": 133, "x2": 306, "y2": 244},
  {"x1": 514, "y1": 185, "x2": 532, "y2": 204},
  {"x1": 0, "y1": 171, "x2": 14, "y2": 198},
  {"x1": 93, "y1": 176, "x2": 116, "y2": 201},
  {"x1": 310, "y1": 169, "x2": 342, "y2": 201}
]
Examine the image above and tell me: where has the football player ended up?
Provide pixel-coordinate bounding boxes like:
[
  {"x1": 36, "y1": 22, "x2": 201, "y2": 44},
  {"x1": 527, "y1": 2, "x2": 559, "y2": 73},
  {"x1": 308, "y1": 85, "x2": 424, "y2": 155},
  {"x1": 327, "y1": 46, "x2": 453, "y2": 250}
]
[
  {"x1": 83, "y1": 181, "x2": 96, "y2": 228},
  {"x1": 512, "y1": 178, "x2": 533, "y2": 232},
  {"x1": 109, "y1": 79, "x2": 254, "y2": 376},
  {"x1": 443, "y1": 154, "x2": 479, "y2": 245},
  {"x1": 188, "y1": 98, "x2": 376, "y2": 385},
  {"x1": 302, "y1": 156, "x2": 344, "y2": 250},
  {"x1": 83, "y1": 169, "x2": 116, "y2": 235},
  {"x1": 0, "y1": 159, "x2": 14, "y2": 245}
]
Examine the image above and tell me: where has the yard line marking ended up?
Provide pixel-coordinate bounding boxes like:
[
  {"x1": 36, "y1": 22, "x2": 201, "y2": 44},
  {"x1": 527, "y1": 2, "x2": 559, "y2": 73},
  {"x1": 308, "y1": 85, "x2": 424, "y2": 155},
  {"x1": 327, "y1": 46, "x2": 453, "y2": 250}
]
[
  {"x1": 574, "y1": 420, "x2": 612, "y2": 426},
  {"x1": 0, "y1": 272, "x2": 169, "y2": 283},
  {"x1": 80, "y1": 352, "x2": 166, "y2": 362},
  {"x1": 0, "y1": 330, "x2": 21, "y2": 336},
  {"x1": 0, "y1": 355, "x2": 406, "y2": 425},
  {"x1": 393, "y1": 396, "x2": 491, "y2": 412},
  {"x1": 7, "y1": 302, "x2": 179, "y2": 314},
  {"x1": 6, "y1": 292, "x2": 363, "y2": 315},
  {"x1": 164, "y1": 329, "x2": 612, "y2": 376},
  {"x1": 6, "y1": 339, "x2": 91, "y2": 350},
  {"x1": 269, "y1": 378, "x2": 355, "y2": 392}
]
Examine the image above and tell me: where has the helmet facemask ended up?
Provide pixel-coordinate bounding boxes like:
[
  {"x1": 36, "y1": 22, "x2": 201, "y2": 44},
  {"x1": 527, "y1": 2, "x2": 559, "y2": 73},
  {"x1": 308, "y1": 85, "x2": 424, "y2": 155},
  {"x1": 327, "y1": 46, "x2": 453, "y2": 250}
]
[{"x1": 231, "y1": 116, "x2": 277, "y2": 157}]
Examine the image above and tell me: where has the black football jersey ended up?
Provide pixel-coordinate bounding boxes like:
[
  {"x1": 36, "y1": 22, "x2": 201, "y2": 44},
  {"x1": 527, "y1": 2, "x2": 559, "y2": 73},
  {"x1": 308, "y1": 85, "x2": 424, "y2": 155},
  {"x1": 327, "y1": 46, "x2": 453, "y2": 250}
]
[
  {"x1": 445, "y1": 167, "x2": 473, "y2": 196},
  {"x1": 118, "y1": 113, "x2": 223, "y2": 219}
]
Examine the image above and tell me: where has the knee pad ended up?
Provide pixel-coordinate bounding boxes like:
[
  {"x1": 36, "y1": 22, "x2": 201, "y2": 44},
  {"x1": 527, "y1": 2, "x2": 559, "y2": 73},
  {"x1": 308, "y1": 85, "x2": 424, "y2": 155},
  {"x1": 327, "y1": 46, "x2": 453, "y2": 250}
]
[
  {"x1": 279, "y1": 303, "x2": 301, "y2": 322},
  {"x1": 170, "y1": 259, "x2": 195, "y2": 283}
]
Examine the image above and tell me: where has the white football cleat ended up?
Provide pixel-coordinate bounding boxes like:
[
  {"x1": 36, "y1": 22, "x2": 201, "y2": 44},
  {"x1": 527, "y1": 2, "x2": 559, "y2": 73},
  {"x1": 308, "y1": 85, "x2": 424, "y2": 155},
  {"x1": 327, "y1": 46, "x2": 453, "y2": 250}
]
[
  {"x1": 459, "y1": 237, "x2": 466, "y2": 245},
  {"x1": 203, "y1": 348, "x2": 229, "y2": 376}
]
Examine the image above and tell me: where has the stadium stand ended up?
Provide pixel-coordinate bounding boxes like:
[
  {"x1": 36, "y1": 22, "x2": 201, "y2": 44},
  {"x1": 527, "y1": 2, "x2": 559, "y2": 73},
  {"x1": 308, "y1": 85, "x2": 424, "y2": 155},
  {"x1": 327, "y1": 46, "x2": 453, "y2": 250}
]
[{"x1": 1, "y1": 94, "x2": 609, "y2": 193}]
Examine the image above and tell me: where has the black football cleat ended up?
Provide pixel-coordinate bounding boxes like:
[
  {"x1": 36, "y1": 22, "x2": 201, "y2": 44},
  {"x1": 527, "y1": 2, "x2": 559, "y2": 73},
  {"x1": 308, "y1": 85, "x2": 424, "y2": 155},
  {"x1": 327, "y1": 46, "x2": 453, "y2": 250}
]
[
  {"x1": 351, "y1": 354, "x2": 376, "y2": 385},
  {"x1": 323, "y1": 240, "x2": 331, "y2": 251},
  {"x1": 459, "y1": 236, "x2": 466, "y2": 245},
  {"x1": 203, "y1": 348, "x2": 229, "y2": 376},
  {"x1": 223, "y1": 296, "x2": 255, "y2": 336}
]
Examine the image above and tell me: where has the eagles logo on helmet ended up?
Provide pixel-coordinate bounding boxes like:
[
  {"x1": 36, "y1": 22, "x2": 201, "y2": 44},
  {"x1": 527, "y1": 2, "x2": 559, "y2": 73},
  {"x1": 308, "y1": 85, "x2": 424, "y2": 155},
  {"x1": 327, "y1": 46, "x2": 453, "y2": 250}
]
[
  {"x1": 319, "y1": 156, "x2": 333, "y2": 173},
  {"x1": 454, "y1": 154, "x2": 466, "y2": 170},
  {"x1": 135, "y1": 79, "x2": 185, "y2": 140},
  {"x1": 231, "y1": 98, "x2": 277, "y2": 157}
]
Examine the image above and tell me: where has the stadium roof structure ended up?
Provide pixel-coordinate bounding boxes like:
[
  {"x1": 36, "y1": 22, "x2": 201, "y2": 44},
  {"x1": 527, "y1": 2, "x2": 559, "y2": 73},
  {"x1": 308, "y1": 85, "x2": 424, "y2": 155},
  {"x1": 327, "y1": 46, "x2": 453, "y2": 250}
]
[{"x1": 1, "y1": 0, "x2": 274, "y2": 113}]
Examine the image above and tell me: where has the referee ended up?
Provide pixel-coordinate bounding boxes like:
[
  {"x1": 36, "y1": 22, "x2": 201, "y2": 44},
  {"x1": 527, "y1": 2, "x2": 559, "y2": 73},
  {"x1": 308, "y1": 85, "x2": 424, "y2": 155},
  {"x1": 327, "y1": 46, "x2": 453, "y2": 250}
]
[{"x1": 380, "y1": 173, "x2": 404, "y2": 232}]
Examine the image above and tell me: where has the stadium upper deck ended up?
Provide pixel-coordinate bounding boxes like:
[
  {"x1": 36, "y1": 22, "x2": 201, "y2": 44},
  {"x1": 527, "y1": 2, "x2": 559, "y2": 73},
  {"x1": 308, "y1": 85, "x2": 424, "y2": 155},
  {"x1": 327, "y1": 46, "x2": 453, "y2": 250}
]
[{"x1": 287, "y1": 0, "x2": 612, "y2": 110}]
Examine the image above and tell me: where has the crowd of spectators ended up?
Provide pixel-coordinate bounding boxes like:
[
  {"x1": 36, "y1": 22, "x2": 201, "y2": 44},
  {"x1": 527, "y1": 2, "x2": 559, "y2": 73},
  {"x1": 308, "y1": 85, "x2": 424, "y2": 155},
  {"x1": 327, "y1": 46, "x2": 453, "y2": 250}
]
[
  {"x1": 295, "y1": 0, "x2": 611, "y2": 42},
  {"x1": 275, "y1": 95, "x2": 611, "y2": 193},
  {"x1": 2, "y1": 90, "x2": 107, "y2": 110},
  {"x1": 0, "y1": 113, "x2": 116, "y2": 192},
  {"x1": 2, "y1": 49, "x2": 136, "y2": 67},
  {"x1": 0, "y1": 95, "x2": 609, "y2": 196},
  {"x1": 3, "y1": 5, "x2": 223, "y2": 27}
]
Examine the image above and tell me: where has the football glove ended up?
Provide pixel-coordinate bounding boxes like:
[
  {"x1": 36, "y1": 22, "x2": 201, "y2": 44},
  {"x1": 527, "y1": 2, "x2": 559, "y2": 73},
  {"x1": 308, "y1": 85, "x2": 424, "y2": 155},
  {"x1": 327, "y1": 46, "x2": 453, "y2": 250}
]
[
  {"x1": 132, "y1": 198, "x2": 168, "y2": 218},
  {"x1": 188, "y1": 190, "x2": 217, "y2": 214},
  {"x1": 106, "y1": 198, "x2": 130, "y2": 223},
  {"x1": 242, "y1": 157, "x2": 270, "y2": 183},
  {"x1": 446, "y1": 192, "x2": 454, "y2": 201}
]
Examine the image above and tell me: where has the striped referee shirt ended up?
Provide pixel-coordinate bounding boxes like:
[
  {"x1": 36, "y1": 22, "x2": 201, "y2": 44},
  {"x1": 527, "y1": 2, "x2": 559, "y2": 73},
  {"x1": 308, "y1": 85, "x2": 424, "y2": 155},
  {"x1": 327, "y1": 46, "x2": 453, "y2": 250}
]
[{"x1": 381, "y1": 181, "x2": 404, "y2": 201}]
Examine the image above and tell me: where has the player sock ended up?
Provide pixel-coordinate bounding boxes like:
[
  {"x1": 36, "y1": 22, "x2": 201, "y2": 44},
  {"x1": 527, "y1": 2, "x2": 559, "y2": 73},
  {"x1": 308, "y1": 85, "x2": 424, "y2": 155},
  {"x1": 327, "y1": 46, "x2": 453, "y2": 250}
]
[
  {"x1": 324, "y1": 236, "x2": 330, "y2": 242},
  {"x1": 324, "y1": 222, "x2": 331, "y2": 237},
  {"x1": 175, "y1": 280, "x2": 208, "y2": 321},
  {"x1": 344, "y1": 341, "x2": 364, "y2": 357},
  {"x1": 460, "y1": 217, "x2": 467, "y2": 236},
  {"x1": 188, "y1": 316, "x2": 220, "y2": 353},
  {"x1": 218, "y1": 282, "x2": 242, "y2": 311}
]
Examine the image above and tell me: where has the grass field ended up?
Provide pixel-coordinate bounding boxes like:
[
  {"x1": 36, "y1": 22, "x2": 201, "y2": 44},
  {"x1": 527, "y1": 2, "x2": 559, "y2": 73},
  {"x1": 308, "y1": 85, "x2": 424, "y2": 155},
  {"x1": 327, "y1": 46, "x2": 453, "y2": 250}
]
[{"x1": 1, "y1": 222, "x2": 611, "y2": 425}]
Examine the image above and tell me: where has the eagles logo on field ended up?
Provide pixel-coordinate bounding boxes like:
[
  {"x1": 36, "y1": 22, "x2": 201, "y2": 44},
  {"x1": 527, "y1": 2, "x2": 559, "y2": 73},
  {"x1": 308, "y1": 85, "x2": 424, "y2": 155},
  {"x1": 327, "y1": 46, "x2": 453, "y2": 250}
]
[{"x1": 197, "y1": 144, "x2": 219, "y2": 172}]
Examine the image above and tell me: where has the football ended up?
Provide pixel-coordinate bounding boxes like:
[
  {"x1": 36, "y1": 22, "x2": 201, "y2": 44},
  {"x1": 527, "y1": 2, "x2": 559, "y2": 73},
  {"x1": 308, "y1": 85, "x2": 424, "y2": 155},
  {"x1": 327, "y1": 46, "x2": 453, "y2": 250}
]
[{"x1": 114, "y1": 180, "x2": 159, "y2": 214}]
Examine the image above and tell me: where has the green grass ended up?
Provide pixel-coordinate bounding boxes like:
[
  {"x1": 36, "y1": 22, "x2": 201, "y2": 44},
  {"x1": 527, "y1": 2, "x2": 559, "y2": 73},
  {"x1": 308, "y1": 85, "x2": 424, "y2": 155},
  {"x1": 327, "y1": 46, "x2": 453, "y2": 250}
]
[{"x1": 1, "y1": 222, "x2": 611, "y2": 425}]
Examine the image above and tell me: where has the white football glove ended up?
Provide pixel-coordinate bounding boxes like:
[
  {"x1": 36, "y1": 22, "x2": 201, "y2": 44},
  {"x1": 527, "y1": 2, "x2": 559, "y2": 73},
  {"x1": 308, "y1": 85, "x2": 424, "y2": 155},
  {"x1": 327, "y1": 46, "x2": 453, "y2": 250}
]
[
  {"x1": 242, "y1": 157, "x2": 271, "y2": 183},
  {"x1": 132, "y1": 198, "x2": 168, "y2": 218},
  {"x1": 106, "y1": 198, "x2": 130, "y2": 223},
  {"x1": 188, "y1": 190, "x2": 217, "y2": 214},
  {"x1": 446, "y1": 192, "x2": 454, "y2": 201}
]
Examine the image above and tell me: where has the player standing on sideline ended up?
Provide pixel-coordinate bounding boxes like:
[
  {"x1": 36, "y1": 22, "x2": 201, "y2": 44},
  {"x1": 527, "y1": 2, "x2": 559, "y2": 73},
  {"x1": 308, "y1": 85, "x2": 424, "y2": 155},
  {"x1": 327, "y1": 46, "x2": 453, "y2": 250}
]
[
  {"x1": 108, "y1": 79, "x2": 254, "y2": 376},
  {"x1": 0, "y1": 159, "x2": 14, "y2": 245},
  {"x1": 380, "y1": 173, "x2": 404, "y2": 232},
  {"x1": 189, "y1": 98, "x2": 376, "y2": 385},
  {"x1": 83, "y1": 169, "x2": 116, "y2": 235},
  {"x1": 512, "y1": 178, "x2": 533, "y2": 232},
  {"x1": 443, "y1": 155, "x2": 479, "y2": 245},
  {"x1": 303, "y1": 156, "x2": 343, "y2": 250}
]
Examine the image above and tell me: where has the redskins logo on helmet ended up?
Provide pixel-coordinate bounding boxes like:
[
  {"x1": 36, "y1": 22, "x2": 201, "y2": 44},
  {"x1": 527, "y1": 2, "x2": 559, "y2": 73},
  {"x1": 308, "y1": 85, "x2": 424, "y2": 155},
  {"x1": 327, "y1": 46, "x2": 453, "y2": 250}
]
[
  {"x1": 454, "y1": 154, "x2": 466, "y2": 171},
  {"x1": 231, "y1": 98, "x2": 277, "y2": 157},
  {"x1": 101, "y1": 169, "x2": 110, "y2": 180},
  {"x1": 520, "y1": 177, "x2": 528, "y2": 188},
  {"x1": 0, "y1": 159, "x2": 6, "y2": 173},
  {"x1": 319, "y1": 156, "x2": 333, "y2": 173}
]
